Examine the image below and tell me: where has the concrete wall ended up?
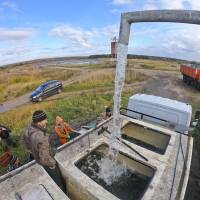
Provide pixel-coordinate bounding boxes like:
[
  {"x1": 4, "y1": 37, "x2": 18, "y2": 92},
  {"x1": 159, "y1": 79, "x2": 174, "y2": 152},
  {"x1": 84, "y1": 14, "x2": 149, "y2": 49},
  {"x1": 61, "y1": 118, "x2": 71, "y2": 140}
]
[{"x1": 0, "y1": 162, "x2": 70, "y2": 200}]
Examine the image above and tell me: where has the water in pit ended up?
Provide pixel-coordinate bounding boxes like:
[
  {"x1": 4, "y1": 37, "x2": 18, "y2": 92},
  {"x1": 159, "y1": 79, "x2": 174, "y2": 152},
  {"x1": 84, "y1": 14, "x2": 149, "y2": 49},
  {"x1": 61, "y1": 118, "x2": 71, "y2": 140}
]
[
  {"x1": 121, "y1": 122, "x2": 170, "y2": 154},
  {"x1": 76, "y1": 144, "x2": 154, "y2": 200}
]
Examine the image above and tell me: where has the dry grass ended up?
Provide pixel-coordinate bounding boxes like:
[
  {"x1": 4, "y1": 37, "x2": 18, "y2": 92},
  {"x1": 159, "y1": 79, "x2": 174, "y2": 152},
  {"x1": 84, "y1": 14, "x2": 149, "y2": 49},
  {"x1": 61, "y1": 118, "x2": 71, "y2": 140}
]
[
  {"x1": 127, "y1": 58, "x2": 180, "y2": 71},
  {"x1": 0, "y1": 66, "x2": 75, "y2": 102},
  {"x1": 64, "y1": 69, "x2": 147, "y2": 92}
]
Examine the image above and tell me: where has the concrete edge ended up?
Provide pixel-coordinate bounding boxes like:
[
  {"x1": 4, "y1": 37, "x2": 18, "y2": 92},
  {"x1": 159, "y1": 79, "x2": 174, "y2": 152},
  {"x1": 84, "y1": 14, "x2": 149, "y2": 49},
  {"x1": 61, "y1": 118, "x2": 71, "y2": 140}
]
[
  {"x1": 0, "y1": 160, "x2": 36, "y2": 183},
  {"x1": 179, "y1": 136, "x2": 194, "y2": 200}
]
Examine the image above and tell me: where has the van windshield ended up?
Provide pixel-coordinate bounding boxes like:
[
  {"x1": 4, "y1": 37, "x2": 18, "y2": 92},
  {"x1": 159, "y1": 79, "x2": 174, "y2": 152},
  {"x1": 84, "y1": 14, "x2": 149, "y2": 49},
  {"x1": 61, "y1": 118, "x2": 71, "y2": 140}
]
[{"x1": 36, "y1": 85, "x2": 44, "y2": 92}]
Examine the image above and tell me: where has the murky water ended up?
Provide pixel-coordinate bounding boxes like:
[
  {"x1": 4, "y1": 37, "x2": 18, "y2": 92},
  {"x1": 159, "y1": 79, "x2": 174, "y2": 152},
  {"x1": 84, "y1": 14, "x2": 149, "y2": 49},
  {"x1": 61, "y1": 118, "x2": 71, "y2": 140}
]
[
  {"x1": 76, "y1": 145, "x2": 152, "y2": 200},
  {"x1": 122, "y1": 122, "x2": 170, "y2": 154}
]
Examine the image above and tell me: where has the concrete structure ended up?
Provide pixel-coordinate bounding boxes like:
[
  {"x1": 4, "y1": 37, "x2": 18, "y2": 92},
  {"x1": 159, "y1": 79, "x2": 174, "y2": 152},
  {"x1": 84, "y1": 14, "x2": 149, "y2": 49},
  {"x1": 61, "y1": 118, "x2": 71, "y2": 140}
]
[
  {"x1": 55, "y1": 116, "x2": 193, "y2": 200},
  {"x1": 0, "y1": 162, "x2": 69, "y2": 200},
  {"x1": 118, "y1": 10, "x2": 200, "y2": 45},
  {"x1": 0, "y1": 114, "x2": 193, "y2": 200}
]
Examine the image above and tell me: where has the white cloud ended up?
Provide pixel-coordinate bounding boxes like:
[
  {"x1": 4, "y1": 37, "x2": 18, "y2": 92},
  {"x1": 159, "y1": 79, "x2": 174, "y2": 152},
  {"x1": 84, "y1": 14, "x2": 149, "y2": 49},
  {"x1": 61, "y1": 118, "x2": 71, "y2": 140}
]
[
  {"x1": 187, "y1": 0, "x2": 200, "y2": 10},
  {"x1": 49, "y1": 24, "x2": 119, "y2": 49},
  {"x1": 0, "y1": 46, "x2": 29, "y2": 56},
  {"x1": 49, "y1": 25, "x2": 95, "y2": 48},
  {"x1": 130, "y1": 23, "x2": 200, "y2": 61},
  {"x1": 101, "y1": 25, "x2": 119, "y2": 38},
  {"x1": 0, "y1": 43, "x2": 40, "y2": 66},
  {"x1": 1, "y1": 1, "x2": 20, "y2": 12},
  {"x1": 160, "y1": 0, "x2": 184, "y2": 9},
  {"x1": 162, "y1": 26, "x2": 200, "y2": 53},
  {"x1": 143, "y1": 0, "x2": 158, "y2": 10},
  {"x1": 0, "y1": 28, "x2": 36, "y2": 41},
  {"x1": 111, "y1": 8, "x2": 122, "y2": 14},
  {"x1": 144, "y1": 0, "x2": 200, "y2": 10},
  {"x1": 112, "y1": 0, "x2": 133, "y2": 5}
]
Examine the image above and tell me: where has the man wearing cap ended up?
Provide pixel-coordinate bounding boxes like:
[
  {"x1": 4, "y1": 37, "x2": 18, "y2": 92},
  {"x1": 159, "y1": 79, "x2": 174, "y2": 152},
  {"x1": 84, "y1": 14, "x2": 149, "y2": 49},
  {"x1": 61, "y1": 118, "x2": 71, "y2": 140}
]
[{"x1": 22, "y1": 110, "x2": 65, "y2": 191}]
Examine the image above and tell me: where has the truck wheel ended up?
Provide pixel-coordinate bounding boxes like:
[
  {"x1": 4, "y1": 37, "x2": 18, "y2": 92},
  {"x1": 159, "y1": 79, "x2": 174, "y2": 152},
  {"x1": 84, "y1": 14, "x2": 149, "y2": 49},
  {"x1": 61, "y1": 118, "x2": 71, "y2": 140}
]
[
  {"x1": 185, "y1": 76, "x2": 188, "y2": 84},
  {"x1": 198, "y1": 82, "x2": 200, "y2": 90},
  {"x1": 194, "y1": 81, "x2": 198, "y2": 89},
  {"x1": 187, "y1": 77, "x2": 191, "y2": 85},
  {"x1": 183, "y1": 75, "x2": 186, "y2": 83}
]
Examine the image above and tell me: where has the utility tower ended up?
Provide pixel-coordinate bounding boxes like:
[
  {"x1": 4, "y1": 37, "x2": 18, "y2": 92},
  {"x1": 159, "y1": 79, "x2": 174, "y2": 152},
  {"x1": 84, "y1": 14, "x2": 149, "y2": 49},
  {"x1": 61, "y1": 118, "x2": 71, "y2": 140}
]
[{"x1": 111, "y1": 37, "x2": 117, "y2": 59}]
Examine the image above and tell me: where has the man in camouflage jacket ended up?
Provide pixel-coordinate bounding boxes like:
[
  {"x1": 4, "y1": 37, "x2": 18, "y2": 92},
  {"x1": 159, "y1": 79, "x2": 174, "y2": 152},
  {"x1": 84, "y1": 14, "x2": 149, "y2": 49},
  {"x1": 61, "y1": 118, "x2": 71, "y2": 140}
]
[{"x1": 22, "y1": 110, "x2": 65, "y2": 191}]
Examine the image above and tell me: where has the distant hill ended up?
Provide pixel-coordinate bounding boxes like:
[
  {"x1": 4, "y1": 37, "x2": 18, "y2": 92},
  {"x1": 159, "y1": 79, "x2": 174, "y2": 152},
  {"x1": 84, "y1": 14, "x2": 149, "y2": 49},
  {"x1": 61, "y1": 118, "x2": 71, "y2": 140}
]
[
  {"x1": 0, "y1": 54, "x2": 193, "y2": 68},
  {"x1": 89, "y1": 54, "x2": 190, "y2": 63},
  {"x1": 0, "y1": 56, "x2": 88, "y2": 68}
]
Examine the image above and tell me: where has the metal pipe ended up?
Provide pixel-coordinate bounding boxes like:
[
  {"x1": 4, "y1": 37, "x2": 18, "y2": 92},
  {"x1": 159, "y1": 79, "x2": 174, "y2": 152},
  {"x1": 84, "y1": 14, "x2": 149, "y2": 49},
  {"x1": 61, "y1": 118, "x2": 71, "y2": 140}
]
[{"x1": 119, "y1": 10, "x2": 200, "y2": 45}]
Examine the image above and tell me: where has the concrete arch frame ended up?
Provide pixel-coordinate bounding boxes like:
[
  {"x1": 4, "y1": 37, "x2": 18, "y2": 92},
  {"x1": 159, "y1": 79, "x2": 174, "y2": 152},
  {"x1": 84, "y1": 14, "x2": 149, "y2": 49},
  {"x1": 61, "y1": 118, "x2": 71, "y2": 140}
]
[
  {"x1": 116, "y1": 10, "x2": 200, "y2": 200},
  {"x1": 119, "y1": 10, "x2": 200, "y2": 45}
]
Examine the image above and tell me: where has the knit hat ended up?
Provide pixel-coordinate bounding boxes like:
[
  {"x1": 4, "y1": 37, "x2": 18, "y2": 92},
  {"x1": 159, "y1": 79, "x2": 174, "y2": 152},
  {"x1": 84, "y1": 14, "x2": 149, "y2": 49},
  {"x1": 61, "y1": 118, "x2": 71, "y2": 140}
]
[
  {"x1": 106, "y1": 107, "x2": 111, "y2": 113},
  {"x1": 32, "y1": 110, "x2": 47, "y2": 123}
]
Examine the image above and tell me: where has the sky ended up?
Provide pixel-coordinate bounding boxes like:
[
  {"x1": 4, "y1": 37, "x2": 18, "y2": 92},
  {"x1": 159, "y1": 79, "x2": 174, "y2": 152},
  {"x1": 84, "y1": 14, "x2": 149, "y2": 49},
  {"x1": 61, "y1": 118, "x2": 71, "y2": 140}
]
[{"x1": 1, "y1": 0, "x2": 200, "y2": 65}]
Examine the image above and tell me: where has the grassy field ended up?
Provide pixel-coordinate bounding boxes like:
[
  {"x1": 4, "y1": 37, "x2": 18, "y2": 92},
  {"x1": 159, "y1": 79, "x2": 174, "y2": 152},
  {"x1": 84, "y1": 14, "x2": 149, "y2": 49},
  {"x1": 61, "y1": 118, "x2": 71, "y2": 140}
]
[
  {"x1": 127, "y1": 58, "x2": 180, "y2": 71},
  {"x1": 0, "y1": 66, "x2": 76, "y2": 102},
  {"x1": 64, "y1": 70, "x2": 147, "y2": 92},
  {"x1": 0, "y1": 57, "x2": 181, "y2": 102}
]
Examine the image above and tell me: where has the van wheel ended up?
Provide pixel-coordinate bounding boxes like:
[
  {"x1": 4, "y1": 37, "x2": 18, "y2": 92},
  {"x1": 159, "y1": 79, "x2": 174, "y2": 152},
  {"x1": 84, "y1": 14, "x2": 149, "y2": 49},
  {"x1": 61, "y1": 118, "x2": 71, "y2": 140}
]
[
  {"x1": 58, "y1": 88, "x2": 62, "y2": 94},
  {"x1": 38, "y1": 97, "x2": 43, "y2": 102}
]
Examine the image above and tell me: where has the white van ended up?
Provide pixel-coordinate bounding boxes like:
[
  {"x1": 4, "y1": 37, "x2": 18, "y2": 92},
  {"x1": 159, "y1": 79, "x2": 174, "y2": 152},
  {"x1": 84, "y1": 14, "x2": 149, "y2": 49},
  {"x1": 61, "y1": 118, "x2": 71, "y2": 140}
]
[{"x1": 126, "y1": 94, "x2": 192, "y2": 133}]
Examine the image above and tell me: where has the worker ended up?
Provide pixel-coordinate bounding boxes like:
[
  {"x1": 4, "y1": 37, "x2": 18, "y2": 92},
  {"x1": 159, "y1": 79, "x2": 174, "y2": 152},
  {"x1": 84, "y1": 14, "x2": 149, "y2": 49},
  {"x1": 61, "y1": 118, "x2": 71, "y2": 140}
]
[
  {"x1": 96, "y1": 107, "x2": 112, "y2": 126},
  {"x1": 104, "y1": 107, "x2": 112, "y2": 119},
  {"x1": 22, "y1": 110, "x2": 65, "y2": 191},
  {"x1": 0, "y1": 125, "x2": 10, "y2": 140},
  {"x1": 0, "y1": 125, "x2": 17, "y2": 148},
  {"x1": 55, "y1": 116, "x2": 75, "y2": 145},
  {"x1": 0, "y1": 125, "x2": 19, "y2": 171}
]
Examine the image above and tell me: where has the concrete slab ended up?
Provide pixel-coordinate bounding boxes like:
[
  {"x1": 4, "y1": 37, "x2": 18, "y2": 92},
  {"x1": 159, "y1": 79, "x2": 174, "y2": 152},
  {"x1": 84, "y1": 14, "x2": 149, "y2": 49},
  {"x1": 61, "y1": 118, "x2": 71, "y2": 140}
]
[{"x1": 0, "y1": 163, "x2": 70, "y2": 200}]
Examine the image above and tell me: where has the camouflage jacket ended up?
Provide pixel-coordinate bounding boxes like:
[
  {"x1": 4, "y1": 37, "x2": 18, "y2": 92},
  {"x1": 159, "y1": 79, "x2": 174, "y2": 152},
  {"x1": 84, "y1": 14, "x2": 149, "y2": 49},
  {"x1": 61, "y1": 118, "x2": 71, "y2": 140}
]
[{"x1": 22, "y1": 123, "x2": 56, "y2": 168}]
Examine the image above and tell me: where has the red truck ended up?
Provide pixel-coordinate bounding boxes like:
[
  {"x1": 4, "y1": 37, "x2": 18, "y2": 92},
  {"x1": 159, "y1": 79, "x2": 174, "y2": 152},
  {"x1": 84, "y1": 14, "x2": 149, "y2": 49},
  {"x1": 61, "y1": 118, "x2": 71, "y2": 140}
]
[{"x1": 180, "y1": 63, "x2": 200, "y2": 89}]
